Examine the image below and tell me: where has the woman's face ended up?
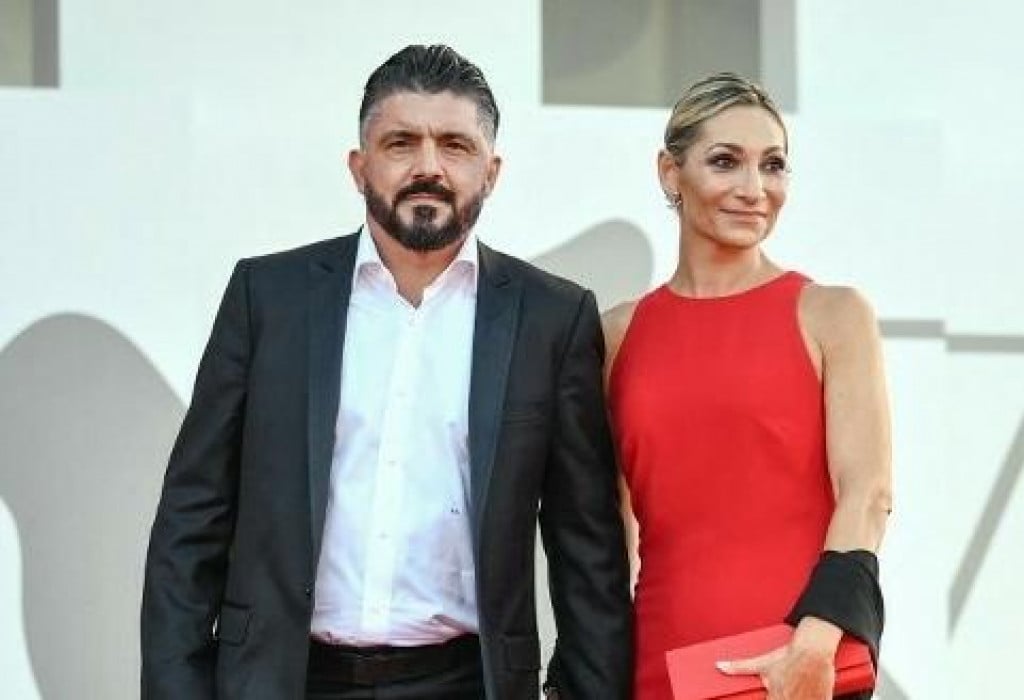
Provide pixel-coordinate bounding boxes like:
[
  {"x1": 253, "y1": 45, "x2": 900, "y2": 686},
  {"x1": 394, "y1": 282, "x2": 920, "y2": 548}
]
[{"x1": 661, "y1": 105, "x2": 789, "y2": 250}]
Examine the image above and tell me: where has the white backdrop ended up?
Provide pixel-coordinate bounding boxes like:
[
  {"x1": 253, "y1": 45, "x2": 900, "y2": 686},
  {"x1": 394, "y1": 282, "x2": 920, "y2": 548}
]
[{"x1": 2, "y1": 1, "x2": 1022, "y2": 697}]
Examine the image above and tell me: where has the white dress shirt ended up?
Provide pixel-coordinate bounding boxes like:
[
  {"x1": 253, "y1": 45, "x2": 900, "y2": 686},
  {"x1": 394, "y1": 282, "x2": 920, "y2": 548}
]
[{"x1": 310, "y1": 228, "x2": 479, "y2": 646}]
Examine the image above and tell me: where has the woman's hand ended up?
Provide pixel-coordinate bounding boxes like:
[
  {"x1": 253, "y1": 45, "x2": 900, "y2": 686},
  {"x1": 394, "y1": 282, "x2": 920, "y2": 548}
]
[{"x1": 716, "y1": 618, "x2": 842, "y2": 700}]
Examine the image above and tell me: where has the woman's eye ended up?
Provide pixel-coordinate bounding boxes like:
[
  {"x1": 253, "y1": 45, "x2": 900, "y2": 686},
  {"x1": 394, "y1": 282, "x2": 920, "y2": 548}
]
[
  {"x1": 763, "y1": 158, "x2": 789, "y2": 173},
  {"x1": 709, "y1": 155, "x2": 736, "y2": 169}
]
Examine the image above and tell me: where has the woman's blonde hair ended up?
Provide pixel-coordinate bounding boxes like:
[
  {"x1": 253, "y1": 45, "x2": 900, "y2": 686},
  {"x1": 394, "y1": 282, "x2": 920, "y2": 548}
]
[{"x1": 664, "y1": 73, "x2": 787, "y2": 163}]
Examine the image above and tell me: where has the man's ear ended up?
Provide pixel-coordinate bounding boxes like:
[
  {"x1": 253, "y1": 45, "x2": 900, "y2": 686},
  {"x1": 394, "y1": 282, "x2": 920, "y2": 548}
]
[
  {"x1": 484, "y1": 154, "x2": 503, "y2": 196},
  {"x1": 347, "y1": 149, "x2": 366, "y2": 193}
]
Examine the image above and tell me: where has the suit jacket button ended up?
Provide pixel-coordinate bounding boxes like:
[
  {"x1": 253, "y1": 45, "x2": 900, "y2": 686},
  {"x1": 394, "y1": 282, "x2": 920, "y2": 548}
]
[{"x1": 304, "y1": 586, "x2": 312, "y2": 598}]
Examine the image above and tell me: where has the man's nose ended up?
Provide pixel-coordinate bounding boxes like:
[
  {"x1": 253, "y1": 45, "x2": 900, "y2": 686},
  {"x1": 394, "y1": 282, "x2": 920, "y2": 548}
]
[{"x1": 412, "y1": 141, "x2": 443, "y2": 179}]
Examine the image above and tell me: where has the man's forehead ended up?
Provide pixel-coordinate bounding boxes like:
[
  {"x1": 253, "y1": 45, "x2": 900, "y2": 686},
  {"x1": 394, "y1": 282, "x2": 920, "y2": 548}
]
[{"x1": 368, "y1": 91, "x2": 484, "y2": 134}]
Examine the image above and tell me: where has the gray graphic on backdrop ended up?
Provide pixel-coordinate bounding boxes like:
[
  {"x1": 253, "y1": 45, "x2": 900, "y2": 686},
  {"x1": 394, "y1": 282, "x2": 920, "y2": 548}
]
[
  {"x1": 530, "y1": 219, "x2": 654, "y2": 311},
  {"x1": 0, "y1": 314, "x2": 182, "y2": 699},
  {"x1": 881, "y1": 320, "x2": 1024, "y2": 636},
  {"x1": 0, "y1": 0, "x2": 59, "y2": 87},
  {"x1": 950, "y1": 413, "x2": 1024, "y2": 631},
  {"x1": 542, "y1": 0, "x2": 797, "y2": 110}
]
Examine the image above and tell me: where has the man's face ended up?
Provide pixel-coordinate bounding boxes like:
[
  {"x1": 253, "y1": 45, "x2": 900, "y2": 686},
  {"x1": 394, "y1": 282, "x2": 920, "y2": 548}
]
[{"x1": 349, "y1": 91, "x2": 501, "y2": 252}]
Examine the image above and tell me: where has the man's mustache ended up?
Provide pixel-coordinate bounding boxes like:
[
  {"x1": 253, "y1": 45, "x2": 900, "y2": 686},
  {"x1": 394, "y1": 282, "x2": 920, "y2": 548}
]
[{"x1": 394, "y1": 181, "x2": 456, "y2": 205}]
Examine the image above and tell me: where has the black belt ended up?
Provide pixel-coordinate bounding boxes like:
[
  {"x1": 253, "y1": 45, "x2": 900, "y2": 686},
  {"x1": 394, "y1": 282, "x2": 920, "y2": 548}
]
[{"x1": 307, "y1": 635, "x2": 481, "y2": 686}]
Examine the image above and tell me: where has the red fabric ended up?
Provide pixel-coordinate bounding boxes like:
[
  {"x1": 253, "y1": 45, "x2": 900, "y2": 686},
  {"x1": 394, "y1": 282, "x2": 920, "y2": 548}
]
[{"x1": 609, "y1": 273, "x2": 833, "y2": 699}]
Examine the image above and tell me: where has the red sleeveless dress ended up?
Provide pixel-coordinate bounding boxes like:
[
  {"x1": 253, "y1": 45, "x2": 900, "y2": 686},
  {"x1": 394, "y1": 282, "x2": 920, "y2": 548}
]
[{"x1": 609, "y1": 272, "x2": 833, "y2": 699}]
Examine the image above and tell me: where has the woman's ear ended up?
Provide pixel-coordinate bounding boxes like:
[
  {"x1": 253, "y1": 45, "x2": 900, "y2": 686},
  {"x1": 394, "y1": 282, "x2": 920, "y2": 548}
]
[{"x1": 657, "y1": 149, "x2": 681, "y2": 204}]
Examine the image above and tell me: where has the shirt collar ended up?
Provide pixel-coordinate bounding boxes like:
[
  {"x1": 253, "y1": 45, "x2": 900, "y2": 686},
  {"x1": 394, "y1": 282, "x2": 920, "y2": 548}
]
[{"x1": 356, "y1": 223, "x2": 479, "y2": 289}]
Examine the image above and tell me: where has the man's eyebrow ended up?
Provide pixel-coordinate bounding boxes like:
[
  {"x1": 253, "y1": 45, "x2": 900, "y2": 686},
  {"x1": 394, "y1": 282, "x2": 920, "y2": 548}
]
[
  {"x1": 378, "y1": 128, "x2": 421, "y2": 141},
  {"x1": 436, "y1": 130, "x2": 476, "y2": 140},
  {"x1": 377, "y1": 128, "x2": 478, "y2": 143}
]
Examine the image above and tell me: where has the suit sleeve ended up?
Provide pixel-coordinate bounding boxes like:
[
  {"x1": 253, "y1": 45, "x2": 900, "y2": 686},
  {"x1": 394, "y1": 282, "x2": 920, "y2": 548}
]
[
  {"x1": 539, "y1": 290, "x2": 633, "y2": 699},
  {"x1": 141, "y1": 260, "x2": 252, "y2": 699}
]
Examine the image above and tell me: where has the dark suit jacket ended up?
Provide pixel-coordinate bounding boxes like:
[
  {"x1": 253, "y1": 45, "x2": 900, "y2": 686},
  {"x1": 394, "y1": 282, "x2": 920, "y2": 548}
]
[{"x1": 141, "y1": 232, "x2": 633, "y2": 699}]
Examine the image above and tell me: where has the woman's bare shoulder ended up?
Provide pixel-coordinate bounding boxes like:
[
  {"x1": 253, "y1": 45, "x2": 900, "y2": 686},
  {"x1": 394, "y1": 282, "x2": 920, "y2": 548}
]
[{"x1": 799, "y1": 283, "x2": 880, "y2": 347}]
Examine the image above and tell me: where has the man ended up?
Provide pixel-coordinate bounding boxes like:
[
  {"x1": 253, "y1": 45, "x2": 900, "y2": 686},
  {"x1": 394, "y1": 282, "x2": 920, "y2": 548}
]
[{"x1": 141, "y1": 44, "x2": 632, "y2": 700}]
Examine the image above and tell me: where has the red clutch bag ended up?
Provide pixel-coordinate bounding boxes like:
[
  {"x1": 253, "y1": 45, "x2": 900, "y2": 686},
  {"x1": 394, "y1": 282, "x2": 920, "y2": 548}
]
[{"x1": 665, "y1": 623, "x2": 875, "y2": 700}]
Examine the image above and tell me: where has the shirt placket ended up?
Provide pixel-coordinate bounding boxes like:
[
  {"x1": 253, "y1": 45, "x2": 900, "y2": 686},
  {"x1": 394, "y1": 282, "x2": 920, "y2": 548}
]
[{"x1": 360, "y1": 303, "x2": 422, "y2": 638}]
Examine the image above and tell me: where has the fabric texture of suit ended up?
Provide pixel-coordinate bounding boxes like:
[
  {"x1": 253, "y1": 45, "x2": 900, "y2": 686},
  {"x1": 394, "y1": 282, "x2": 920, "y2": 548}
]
[{"x1": 141, "y1": 232, "x2": 633, "y2": 699}]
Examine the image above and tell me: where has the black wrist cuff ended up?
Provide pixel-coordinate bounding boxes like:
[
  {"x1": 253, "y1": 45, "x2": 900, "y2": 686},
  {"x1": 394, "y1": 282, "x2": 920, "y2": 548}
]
[{"x1": 784, "y1": 549, "x2": 885, "y2": 665}]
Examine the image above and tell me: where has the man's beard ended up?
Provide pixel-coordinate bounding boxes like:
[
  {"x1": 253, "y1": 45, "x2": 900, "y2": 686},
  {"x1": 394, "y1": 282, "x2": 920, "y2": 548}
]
[{"x1": 364, "y1": 180, "x2": 486, "y2": 253}]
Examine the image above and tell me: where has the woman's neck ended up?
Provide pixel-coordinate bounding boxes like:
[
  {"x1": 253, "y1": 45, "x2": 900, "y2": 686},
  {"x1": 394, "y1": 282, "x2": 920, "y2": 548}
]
[{"x1": 668, "y1": 238, "x2": 779, "y2": 298}]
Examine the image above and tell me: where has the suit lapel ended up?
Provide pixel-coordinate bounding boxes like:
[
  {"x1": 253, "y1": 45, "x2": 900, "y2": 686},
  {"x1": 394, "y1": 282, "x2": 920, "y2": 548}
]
[
  {"x1": 307, "y1": 233, "x2": 358, "y2": 575},
  {"x1": 468, "y1": 243, "x2": 522, "y2": 548}
]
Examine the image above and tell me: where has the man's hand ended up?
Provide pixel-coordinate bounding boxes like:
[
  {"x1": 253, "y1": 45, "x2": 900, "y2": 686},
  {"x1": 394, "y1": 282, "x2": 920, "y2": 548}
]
[{"x1": 715, "y1": 618, "x2": 842, "y2": 700}]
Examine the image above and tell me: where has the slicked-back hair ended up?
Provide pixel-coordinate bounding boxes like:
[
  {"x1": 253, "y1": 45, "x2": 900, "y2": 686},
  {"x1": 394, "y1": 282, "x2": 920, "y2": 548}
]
[
  {"x1": 359, "y1": 44, "x2": 500, "y2": 145},
  {"x1": 665, "y1": 72, "x2": 787, "y2": 164}
]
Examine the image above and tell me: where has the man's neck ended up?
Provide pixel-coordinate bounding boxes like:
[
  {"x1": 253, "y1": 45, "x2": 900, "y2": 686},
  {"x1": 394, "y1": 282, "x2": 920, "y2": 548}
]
[{"x1": 366, "y1": 222, "x2": 468, "y2": 308}]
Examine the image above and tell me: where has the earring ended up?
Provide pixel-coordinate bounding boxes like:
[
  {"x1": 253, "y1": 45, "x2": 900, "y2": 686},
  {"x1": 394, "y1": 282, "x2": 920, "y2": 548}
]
[{"x1": 665, "y1": 191, "x2": 682, "y2": 208}]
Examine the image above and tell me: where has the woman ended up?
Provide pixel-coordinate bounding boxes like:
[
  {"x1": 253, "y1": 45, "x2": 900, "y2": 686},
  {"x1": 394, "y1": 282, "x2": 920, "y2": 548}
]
[{"x1": 603, "y1": 74, "x2": 892, "y2": 699}]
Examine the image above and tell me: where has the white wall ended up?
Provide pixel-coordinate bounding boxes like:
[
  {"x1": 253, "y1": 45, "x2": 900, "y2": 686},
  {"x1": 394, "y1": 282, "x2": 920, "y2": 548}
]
[{"x1": 2, "y1": 1, "x2": 1022, "y2": 698}]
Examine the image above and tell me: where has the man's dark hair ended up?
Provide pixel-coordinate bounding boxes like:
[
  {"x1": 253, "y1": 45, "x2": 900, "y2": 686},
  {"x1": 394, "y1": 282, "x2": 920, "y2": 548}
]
[{"x1": 359, "y1": 44, "x2": 500, "y2": 144}]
